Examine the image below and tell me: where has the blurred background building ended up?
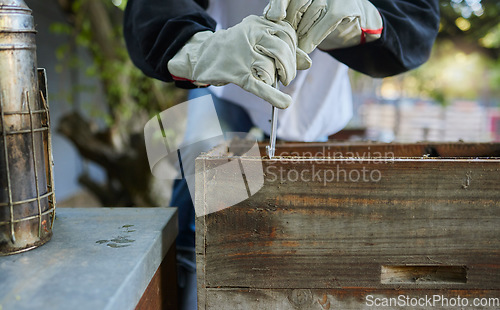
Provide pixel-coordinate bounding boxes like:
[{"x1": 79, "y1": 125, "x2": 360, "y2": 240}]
[{"x1": 356, "y1": 99, "x2": 498, "y2": 142}]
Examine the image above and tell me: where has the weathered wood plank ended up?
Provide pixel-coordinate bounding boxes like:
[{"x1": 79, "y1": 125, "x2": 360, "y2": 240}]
[
  {"x1": 195, "y1": 158, "x2": 207, "y2": 310},
  {"x1": 269, "y1": 142, "x2": 500, "y2": 158},
  {"x1": 196, "y1": 143, "x2": 500, "y2": 309},
  {"x1": 204, "y1": 288, "x2": 500, "y2": 310},
  {"x1": 199, "y1": 159, "x2": 500, "y2": 289}
]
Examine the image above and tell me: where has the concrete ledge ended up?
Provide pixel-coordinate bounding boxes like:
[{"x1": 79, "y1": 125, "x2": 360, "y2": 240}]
[{"x1": 0, "y1": 207, "x2": 178, "y2": 310}]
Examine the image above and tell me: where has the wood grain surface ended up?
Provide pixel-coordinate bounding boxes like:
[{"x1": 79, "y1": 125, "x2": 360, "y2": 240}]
[{"x1": 196, "y1": 143, "x2": 500, "y2": 309}]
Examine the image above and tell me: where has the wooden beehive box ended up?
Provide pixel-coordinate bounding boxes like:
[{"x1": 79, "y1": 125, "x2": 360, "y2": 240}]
[{"x1": 195, "y1": 142, "x2": 500, "y2": 309}]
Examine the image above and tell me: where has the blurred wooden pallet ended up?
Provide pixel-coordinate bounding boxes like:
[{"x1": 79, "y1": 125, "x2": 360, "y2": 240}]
[{"x1": 362, "y1": 102, "x2": 492, "y2": 142}]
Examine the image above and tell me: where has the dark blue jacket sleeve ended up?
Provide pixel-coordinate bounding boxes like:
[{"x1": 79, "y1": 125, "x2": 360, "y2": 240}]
[
  {"x1": 327, "y1": 0, "x2": 440, "y2": 77},
  {"x1": 123, "y1": 0, "x2": 216, "y2": 87},
  {"x1": 123, "y1": 0, "x2": 440, "y2": 83}
]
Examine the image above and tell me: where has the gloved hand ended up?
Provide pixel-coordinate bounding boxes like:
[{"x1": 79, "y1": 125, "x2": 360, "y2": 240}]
[
  {"x1": 264, "y1": 0, "x2": 383, "y2": 54},
  {"x1": 168, "y1": 15, "x2": 311, "y2": 109}
]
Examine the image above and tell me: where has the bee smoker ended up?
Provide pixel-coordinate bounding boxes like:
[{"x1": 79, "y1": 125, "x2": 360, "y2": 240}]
[{"x1": 0, "y1": 0, "x2": 55, "y2": 255}]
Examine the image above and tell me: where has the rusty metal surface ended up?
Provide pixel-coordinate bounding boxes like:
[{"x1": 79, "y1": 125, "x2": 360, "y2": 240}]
[
  {"x1": 0, "y1": 1, "x2": 54, "y2": 255},
  {"x1": 0, "y1": 73, "x2": 54, "y2": 255}
]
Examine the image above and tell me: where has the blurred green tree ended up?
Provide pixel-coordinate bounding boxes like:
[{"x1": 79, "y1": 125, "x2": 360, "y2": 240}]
[
  {"x1": 439, "y1": 0, "x2": 500, "y2": 57},
  {"x1": 54, "y1": 0, "x2": 185, "y2": 207},
  {"x1": 370, "y1": 0, "x2": 500, "y2": 104}
]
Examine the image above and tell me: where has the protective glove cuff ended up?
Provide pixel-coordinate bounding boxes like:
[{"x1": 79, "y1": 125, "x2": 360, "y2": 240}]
[
  {"x1": 317, "y1": 0, "x2": 383, "y2": 51},
  {"x1": 167, "y1": 31, "x2": 214, "y2": 87}
]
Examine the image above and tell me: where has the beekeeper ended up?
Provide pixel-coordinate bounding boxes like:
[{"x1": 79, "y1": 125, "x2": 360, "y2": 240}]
[{"x1": 124, "y1": 0, "x2": 440, "y2": 308}]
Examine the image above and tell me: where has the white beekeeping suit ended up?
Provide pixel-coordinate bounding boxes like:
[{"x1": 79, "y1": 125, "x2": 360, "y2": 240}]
[{"x1": 206, "y1": 0, "x2": 353, "y2": 142}]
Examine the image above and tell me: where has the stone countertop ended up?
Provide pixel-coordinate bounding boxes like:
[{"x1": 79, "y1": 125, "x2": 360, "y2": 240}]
[{"x1": 0, "y1": 207, "x2": 178, "y2": 310}]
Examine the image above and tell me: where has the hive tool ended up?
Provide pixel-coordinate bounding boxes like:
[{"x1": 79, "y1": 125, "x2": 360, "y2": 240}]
[{"x1": 266, "y1": 78, "x2": 278, "y2": 159}]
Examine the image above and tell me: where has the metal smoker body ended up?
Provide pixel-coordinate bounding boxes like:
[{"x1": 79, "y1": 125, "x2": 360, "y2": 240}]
[{"x1": 0, "y1": 0, "x2": 55, "y2": 255}]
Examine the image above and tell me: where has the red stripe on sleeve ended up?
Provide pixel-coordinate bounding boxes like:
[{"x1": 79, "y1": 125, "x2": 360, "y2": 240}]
[
  {"x1": 171, "y1": 75, "x2": 196, "y2": 83},
  {"x1": 360, "y1": 27, "x2": 383, "y2": 44},
  {"x1": 361, "y1": 27, "x2": 383, "y2": 35}
]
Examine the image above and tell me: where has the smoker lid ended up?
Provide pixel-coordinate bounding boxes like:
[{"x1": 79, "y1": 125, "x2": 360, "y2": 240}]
[
  {"x1": 0, "y1": 0, "x2": 29, "y2": 9},
  {"x1": 0, "y1": 0, "x2": 34, "y2": 33}
]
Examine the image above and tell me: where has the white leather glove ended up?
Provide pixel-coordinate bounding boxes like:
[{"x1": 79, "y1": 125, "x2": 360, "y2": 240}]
[
  {"x1": 168, "y1": 15, "x2": 312, "y2": 109},
  {"x1": 264, "y1": 0, "x2": 383, "y2": 54}
]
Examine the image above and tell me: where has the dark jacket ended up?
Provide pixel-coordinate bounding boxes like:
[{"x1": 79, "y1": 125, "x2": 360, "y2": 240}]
[{"x1": 124, "y1": 0, "x2": 440, "y2": 87}]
